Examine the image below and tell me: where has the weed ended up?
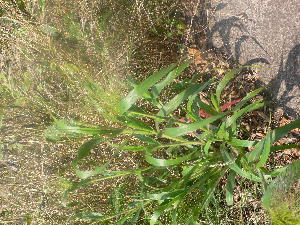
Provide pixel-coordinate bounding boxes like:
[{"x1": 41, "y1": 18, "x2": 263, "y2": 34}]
[{"x1": 48, "y1": 63, "x2": 300, "y2": 224}]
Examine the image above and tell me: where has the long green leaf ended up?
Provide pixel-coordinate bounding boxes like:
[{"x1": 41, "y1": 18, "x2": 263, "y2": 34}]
[
  {"x1": 260, "y1": 166, "x2": 289, "y2": 179},
  {"x1": 246, "y1": 141, "x2": 264, "y2": 164},
  {"x1": 164, "y1": 112, "x2": 227, "y2": 137},
  {"x1": 271, "y1": 144, "x2": 300, "y2": 152},
  {"x1": 122, "y1": 129, "x2": 156, "y2": 135},
  {"x1": 145, "y1": 151, "x2": 197, "y2": 167},
  {"x1": 233, "y1": 86, "x2": 265, "y2": 111},
  {"x1": 53, "y1": 119, "x2": 123, "y2": 136},
  {"x1": 111, "y1": 185, "x2": 124, "y2": 215},
  {"x1": 157, "y1": 80, "x2": 213, "y2": 117},
  {"x1": 270, "y1": 119, "x2": 300, "y2": 142},
  {"x1": 221, "y1": 147, "x2": 261, "y2": 182},
  {"x1": 256, "y1": 132, "x2": 271, "y2": 168},
  {"x1": 228, "y1": 138, "x2": 257, "y2": 147},
  {"x1": 64, "y1": 167, "x2": 151, "y2": 205},
  {"x1": 186, "y1": 94, "x2": 200, "y2": 121},
  {"x1": 146, "y1": 190, "x2": 185, "y2": 201},
  {"x1": 225, "y1": 171, "x2": 236, "y2": 205},
  {"x1": 152, "y1": 61, "x2": 190, "y2": 98},
  {"x1": 120, "y1": 64, "x2": 177, "y2": 113},
  {"x1": 120, "y1": 116, "x2": 154, "y2": 132},
  {"x1": 216, "y1": 122, "x2": 228, "y2": 139},
  {"x1": 226, "y1": 100, "x2": 265, "y2": 128},
  {"x1": 133, "y1": 134, "x2": 160, "y2": 146},
  {"x1": 72, "y1": 138, "x2": 103, "y2": 166},
  {"x1": 247, "y1": 119, "x2": 300, "y2": 163},
  {"x1": 215, "y1": 68, "x2": 241, "y2": 106},
  {"x1": 128, "y1": 110, "x2": 173, "y2": 122},
  {"x1": 118, "y1": 145, "x2": 154, "y2": 152},
  {"x1": 203, "y1": 141, "x2": 212, "y2": 154},
  {"x1": 75, "y1": 164, "x2": 108, "y2": 179},
  {"x1": 195, "y1": 97, "x2": 218, "y2": 116},
  {"x1": 210, "y1": 91, "x2": 219, "y2": 111}
]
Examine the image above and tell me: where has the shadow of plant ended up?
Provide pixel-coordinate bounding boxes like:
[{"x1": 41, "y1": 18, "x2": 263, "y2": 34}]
[{"x1": 201, "y1": 2, "x2": 300, "y2": 119}]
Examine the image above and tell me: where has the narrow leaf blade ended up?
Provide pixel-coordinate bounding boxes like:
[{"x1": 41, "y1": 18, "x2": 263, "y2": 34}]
[
  {"x1": 164, "y1": 112, "x2": 227, "y2": 137},
  {"x1": 247, "y1": 120, "x2": 300, "y2": 162},
  {"x1": 157, "y1": 80, "x2": 213, "y2": 117},
  {"x1": 226, "y1": 100, "x2": 265, "y2": 128},
  {"x1": 152, "y1": 61, "x2": 190, "y2": 98},
  {"x1": 216, "y1": 68, "x2": 241, "y2": 105},
  {"x1": 221, "y1": 147, "x2": 261, "y2": 182},
  {"x1": 256, "y1": 132, "x2": 271, "y2": 168},
  {"x1": 225, "y1": 171, "x2": 236, "y2": 205},
  {"x1": 145, "y1": 151, "x2": 198, "y2": 167},
  {"x1": 120, "y1": 64, "x2": 177, "y2": 113},
  {"x1": 72, "y1": 138, "x2": 103, "y2": 166},
  {"x1": 233, "y1": 86, "x2": 265, "y2": 111},
  {"x1": 75, "y1": 164, "x2": 108, "y2": 179}
]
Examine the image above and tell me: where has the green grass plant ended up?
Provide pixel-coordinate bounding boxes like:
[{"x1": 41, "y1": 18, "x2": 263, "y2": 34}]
[
  {"x1": 262, "y1": 160, "x2": 300, "y2": 225},
  {"x1": 47, "y1": 62, "x2": 300, "y2": 224}
]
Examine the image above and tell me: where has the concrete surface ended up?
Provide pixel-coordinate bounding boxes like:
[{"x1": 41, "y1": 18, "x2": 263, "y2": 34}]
[{"x1": 207, "y1": 0, "x2": 300, "y2": 118}]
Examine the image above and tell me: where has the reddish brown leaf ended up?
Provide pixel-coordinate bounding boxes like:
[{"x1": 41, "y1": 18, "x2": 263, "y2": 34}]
[
  {"x1": 199, "y1": 109, "x2": 212, "y2": 118},
  {"x1": 221, "y1": 98, "x2": 242, "y2": 111},
  {"x1": 199, "y1": 98, "x2": 242, "y2": 118}
]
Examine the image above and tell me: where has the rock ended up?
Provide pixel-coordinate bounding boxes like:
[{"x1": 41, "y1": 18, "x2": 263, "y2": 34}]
[{"x1": 207, "y1": 0, "x2": 300, "y2": 119}]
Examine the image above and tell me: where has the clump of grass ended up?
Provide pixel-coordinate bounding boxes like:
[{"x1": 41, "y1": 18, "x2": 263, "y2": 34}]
[
  {"x1": 269, "y1": 202, "x2": 300, "y2": 225},
  {"x1": 48, "y1": 62, "x2": 300, "y2": 224},
  {"x1": 262, "y1": 160, "x2": 300, "y2": 225}
]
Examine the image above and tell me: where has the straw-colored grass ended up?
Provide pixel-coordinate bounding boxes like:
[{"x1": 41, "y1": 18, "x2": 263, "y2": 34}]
[{"x1": 0, "y1": 0, "x2": 184, "y2": 223}]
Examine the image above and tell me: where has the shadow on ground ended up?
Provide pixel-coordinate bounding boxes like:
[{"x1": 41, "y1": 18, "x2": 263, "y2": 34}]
[{"x1": 188, "y1": 1, "x2": 300, "y2": 119}]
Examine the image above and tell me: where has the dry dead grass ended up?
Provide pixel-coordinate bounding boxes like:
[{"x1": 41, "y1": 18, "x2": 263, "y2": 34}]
[{"x1": 0, "y1": 0, "x2": 185, "y2": 224}]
